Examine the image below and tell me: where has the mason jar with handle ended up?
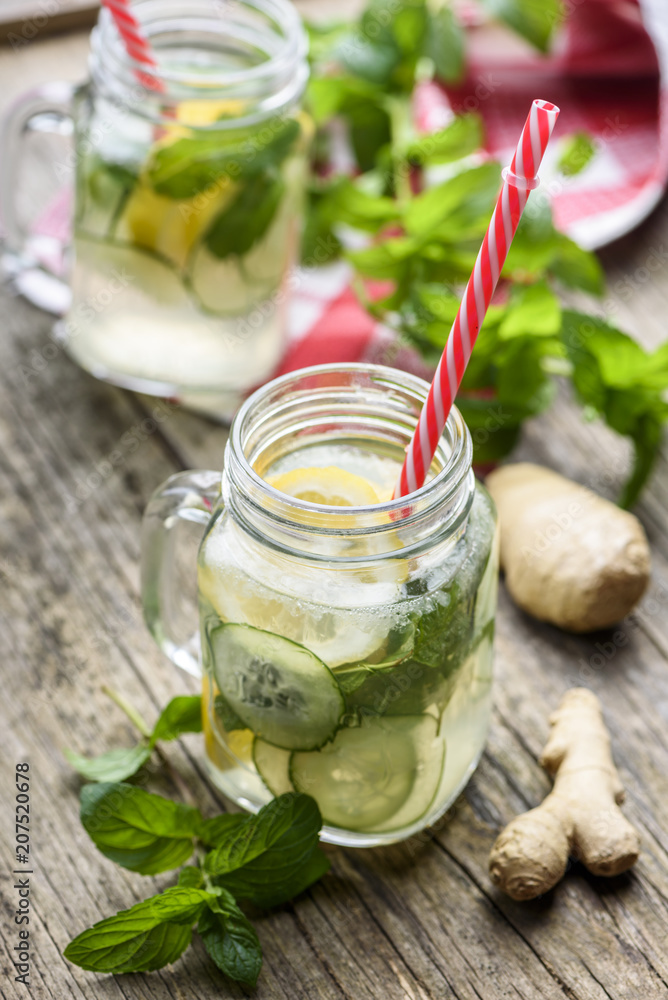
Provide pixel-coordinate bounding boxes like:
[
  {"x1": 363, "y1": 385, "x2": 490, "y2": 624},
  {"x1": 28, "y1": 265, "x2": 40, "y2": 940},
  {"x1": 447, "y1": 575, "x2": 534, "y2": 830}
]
[
  {"x1": 0, "y1": 0, "x2": 310, "y2": 419},
  {"x1": 141, "y1": 363, "x2": 499, "y2": 848}
]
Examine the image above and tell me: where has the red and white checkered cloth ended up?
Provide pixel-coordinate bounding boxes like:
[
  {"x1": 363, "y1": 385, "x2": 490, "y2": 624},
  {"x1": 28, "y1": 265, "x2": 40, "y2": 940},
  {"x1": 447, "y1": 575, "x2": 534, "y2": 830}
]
[{"x1": 12, "y1": 0, "x2": 668, "y2": 381}]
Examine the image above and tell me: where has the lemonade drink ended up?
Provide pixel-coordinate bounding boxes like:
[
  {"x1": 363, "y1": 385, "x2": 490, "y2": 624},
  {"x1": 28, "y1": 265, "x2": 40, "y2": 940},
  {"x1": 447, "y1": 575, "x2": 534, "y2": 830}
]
[
  {"x1": 68, "y1": 102, "x2": 309, "y2": 413},
  {"x1": 197, "y1": 434, "x2": 497, "y2": 846},
  {"x1": 58, "y1": 0, "x2": 310, "y2": 417}
]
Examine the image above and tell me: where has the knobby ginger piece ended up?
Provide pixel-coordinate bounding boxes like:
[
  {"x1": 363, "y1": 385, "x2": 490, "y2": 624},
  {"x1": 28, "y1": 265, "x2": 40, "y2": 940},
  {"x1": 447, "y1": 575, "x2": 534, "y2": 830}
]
[
  {"x1": 486, "y1": 463, "x2": 650, "y2": 632},
  {"x1": 489, "y1": 688, "x2": 640, "y2": 900}
]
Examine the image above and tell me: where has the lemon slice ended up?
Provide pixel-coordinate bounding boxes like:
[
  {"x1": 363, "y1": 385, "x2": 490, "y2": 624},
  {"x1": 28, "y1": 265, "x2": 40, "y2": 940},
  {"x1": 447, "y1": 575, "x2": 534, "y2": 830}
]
[
  {"x1": 267, "y1": 466, "x2": 380, "y2": 506},
  {"x1": 122, "y1": 176, "x2": 236, "y2": 269},
  {"x1": 176, "y1": 98, "x2": 247, "y2": 126}
]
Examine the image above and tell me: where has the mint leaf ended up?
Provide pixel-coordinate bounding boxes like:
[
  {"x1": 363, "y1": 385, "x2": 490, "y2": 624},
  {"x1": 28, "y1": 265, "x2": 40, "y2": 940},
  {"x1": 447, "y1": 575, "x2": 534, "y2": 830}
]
[
  {"x1": 204, "y1": 793, "x2": 329, "y2": 908},
  {"x1": 148, "y1": 118, "x2": 300, "y2": 199},
  {"x1": 498, "y1": 282, "x2": 561, "y2": 339},
  {"x1": 80, "y1": 783, "x2": 201, "y2": 874},
  {"x1": 198, "y1": 890, "x2": 262, "y2": 988},
  {"x1": 151, "y1": 696, "x2": 203, "y2": 744},
  {"x1": 404, "y1": 162, "x2": 500, "y2": 237},
  {"x1": 324, "y1": 177, "x2": 398, "y2": 232},
  {"x1": 178, "y1": 866, "x2": 205, "y2": 888},
  {"x1": 503, "y1": 196, "x2": 560, "y2": 276},
  {"x1": 64, "y1": 887, "x2": 212, "y2": 974},
  {"x1": 550, "y1": 234, "x2": 605, "y2": 296},
  {"x1": 212, "y1": 694, "x2": 247, "y2": 733},
  {"x1": 561, "y1": 310, "x2": 668, "y2": 506},
  {"x1": 197, "y1": 812, "x2": 248, "y2": 847},
  {"x1": 64, "y1": 744, "x2": 151, "y2": 783},
  {"x1": 558, "y1": 131, "x2": 595, "y2": 176},
  {"x1": 151, "y1": 695, "x2": 202, "y2": 746},
  {"x1": 478, "y1": 0, "x2": 562, "y2": 52},
  {"x1": 406, "y1": 115, "x2": 482, "y2": 166},
  {"x1": 426, "y1": 6, "x2": 465, "y2": 83},
  {"x1": 204, "y1": 172, "x2": 284, "y2": 259}
]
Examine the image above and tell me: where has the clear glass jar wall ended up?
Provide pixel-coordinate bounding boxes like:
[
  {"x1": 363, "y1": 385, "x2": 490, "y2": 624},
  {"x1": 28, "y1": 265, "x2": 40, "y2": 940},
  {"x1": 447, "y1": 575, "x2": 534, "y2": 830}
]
[{"x1": 196, "y1": 365, "x2": 498, "y2": 847}]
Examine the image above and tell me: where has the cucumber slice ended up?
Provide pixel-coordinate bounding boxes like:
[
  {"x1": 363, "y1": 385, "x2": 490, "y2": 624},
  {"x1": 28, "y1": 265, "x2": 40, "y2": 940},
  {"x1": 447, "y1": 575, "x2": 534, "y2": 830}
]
[
  {"x1": 290, "y1": 715, "x2": 445, "y2": 833},
  {"x1": 188, "y1": 245, "x2": 251, "y2": 316},
  {"x1": 207, "y1": 623, "x2": 345, "y2": 751},
  {"x1": 253, "y1": 738, "x2": 294, "y2": 796},
  {"x1": 337, "y1": 657, "x2": 456, "y2": 718}
]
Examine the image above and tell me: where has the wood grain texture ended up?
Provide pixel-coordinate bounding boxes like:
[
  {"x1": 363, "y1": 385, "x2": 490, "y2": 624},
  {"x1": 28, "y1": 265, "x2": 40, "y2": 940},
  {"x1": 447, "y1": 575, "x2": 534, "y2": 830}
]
[{"x1": 1, "y1": 28, "x2": 668, "y2": 1000}]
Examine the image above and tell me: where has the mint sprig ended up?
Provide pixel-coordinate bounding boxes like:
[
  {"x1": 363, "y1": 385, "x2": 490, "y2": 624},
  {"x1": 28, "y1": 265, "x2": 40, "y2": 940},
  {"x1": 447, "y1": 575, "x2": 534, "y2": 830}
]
[
  {"x1": 64, "y1": 887, "x2": 212, "y2": 974},
  {"x1": 64, "y1": 691, "x2": 203, "y2": 783},
  {"x1": 305, "y1": 0, "x2": 668, "y2": 505},
  {"x1": 64, "y1": 695, "x2": 330, "y2": 987}
]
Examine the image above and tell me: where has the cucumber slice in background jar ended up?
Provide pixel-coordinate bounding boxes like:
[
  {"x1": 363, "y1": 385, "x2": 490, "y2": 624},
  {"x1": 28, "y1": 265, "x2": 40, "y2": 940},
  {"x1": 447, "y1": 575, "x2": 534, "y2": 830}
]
[
  {"x1": 289, "y1": 715, "x2": 446, "y2": 833},
  {"x1": 253, "y1": 738, "x2": 294, "y2": 796},
  {"x1": 207, "y1": 623, "x2": 345, "y2": 751}
]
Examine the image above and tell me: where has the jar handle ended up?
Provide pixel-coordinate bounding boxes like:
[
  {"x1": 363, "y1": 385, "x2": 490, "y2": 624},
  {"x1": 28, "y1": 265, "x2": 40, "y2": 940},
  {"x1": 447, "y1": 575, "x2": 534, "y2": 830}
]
[
  {"x1": 0, "y1": 82, "x2": 76, "y2": 287},
  {"x1": 141, "y1": 470, "x2": 222, "y2": 677}
]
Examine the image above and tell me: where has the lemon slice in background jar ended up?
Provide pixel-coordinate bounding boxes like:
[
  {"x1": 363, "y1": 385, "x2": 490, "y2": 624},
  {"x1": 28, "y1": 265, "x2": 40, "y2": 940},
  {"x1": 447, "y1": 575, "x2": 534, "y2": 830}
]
[{"x1": 121, "y1": 99, "x2": 240, "y2": 270}]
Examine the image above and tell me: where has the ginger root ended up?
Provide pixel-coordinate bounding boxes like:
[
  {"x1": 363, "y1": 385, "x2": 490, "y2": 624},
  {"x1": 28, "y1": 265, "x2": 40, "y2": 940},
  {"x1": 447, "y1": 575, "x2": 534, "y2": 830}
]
[
  {"x1": 489, "y1": 688, "x2": 640, "y2": 900},
  {"x1": 486, "y1": 463, "x2": 650, "y2": 632}
]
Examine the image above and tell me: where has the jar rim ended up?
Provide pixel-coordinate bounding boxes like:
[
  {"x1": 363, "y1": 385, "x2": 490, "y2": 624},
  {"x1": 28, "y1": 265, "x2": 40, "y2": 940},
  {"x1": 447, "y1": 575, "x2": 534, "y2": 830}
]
[
  {"x1": 91, "y1": 0, "x2": 308, "y2": 125},
  {"x1": 227, "y1": 363, "x2": 474, "y2": 543}
]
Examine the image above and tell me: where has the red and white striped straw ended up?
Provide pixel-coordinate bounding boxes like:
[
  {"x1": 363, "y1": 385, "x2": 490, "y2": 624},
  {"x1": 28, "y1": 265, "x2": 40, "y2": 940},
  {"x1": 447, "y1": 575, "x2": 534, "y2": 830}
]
[
  {"x1": 395, "y1": 99, "x2": 560, "y2": 499},
  {"x1": 101, "y1": 0, "x2": 164, "y2": 92}
]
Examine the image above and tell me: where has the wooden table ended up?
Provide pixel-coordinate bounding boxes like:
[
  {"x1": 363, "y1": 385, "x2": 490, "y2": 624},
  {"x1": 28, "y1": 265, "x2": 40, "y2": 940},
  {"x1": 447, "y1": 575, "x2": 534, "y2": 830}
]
[{"x1": 2, "y1": 25, "x2": 668, "y2": 1000}]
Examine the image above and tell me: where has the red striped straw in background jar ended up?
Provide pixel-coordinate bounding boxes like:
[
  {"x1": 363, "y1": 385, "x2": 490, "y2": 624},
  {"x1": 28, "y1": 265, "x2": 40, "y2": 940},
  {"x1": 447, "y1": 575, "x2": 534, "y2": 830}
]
[
  {"x1": 394, "y1": 99, "x2": 560, "y2": 500},
  {"x1": 101, "y1": 0, "x2": 165, "y2": 92}
]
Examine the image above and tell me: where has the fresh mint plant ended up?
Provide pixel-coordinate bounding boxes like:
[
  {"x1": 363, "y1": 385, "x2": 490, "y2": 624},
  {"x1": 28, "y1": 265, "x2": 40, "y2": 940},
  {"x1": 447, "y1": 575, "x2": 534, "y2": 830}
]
[
  {"x1": 303, "y1": 0, "x2": 668, "y2": 505},
  {"x1": 64, "y1": 693, "x2": 330, "y2": 988}
]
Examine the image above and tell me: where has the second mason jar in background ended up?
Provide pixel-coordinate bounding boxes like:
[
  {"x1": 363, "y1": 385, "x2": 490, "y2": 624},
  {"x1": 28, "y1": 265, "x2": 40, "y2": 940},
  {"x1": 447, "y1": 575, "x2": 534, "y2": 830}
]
[{"x1": 2, "y1": 0, "x2": 310, "y2": 418}]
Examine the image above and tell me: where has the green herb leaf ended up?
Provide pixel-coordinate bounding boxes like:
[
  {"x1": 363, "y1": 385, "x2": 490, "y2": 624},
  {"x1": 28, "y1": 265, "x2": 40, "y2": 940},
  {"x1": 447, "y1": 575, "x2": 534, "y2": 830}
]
[
  {"x1": 502, "y1": 195, "x2": 560, "y2": 276},
  {"x1": 323, "y1": 177, "x2": 399, "y2": 231},
  {"x1": 426, "y1": 5, "x2": 465, "y2": 83},
  {"x1": 64, "y1": 744, "x2": 151, "y2": 783},
  {"x1": 80, "y1": 783, "x2": 201, "y2": 874},
  {"x1": 478, "y1": 0, "x2": 562, "y2": 52},
  {"x1": 498, "y1": 281, "x2": 561, "y2": 339},
  {"x1": 204, "y1": 793, "x2": 329, "y2": 908},
  {"x1": 177, "y1": 866, "x2": 205, "y2": 889},
  {"x1": 212, "y1": 694, "x2": 248, "y2": 733},
  {"x1": 151, "y1": 696, "x2": 203, "y2": 745},
  {"x1": 204, "y1": 172, "x2": 285, "y2": 259},
  {"x1": 561, "y1": 310, "x2": 668, "y2": 506},
  {"x1": 197, "y1": 812, "x2": 248, "y2": 847},
  {"x1": 148, "y1": 117, "x2": 300, "y2": 199},
  {"x1": 64, "y1": 887, "x2": 212, "y2": 973},
  {"x1": 406, "y1": 115, "x2": 482, "y2": 166},
  {"x1": 550, "y1": 234, "x2": 605, "y2": 296},
  {"x1": 198, "y1": 890, "x2": 262, "y2": 988},
  {"x1": 558, "y1": 131, "x2": 596, "y2": 176},
  {"x1": 404, "y1": 162, "x2": 500, "y2": 237}
]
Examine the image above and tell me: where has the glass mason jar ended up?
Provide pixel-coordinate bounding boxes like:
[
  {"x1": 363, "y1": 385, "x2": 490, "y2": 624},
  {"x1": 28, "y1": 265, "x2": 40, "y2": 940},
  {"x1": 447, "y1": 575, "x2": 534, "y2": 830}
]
[
  {"x1": 142, "y1": 364, "x2": 498, "y2": 847},
  {"x1": 0, "y1": 0, "x2": 310, "y2": 418}
]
